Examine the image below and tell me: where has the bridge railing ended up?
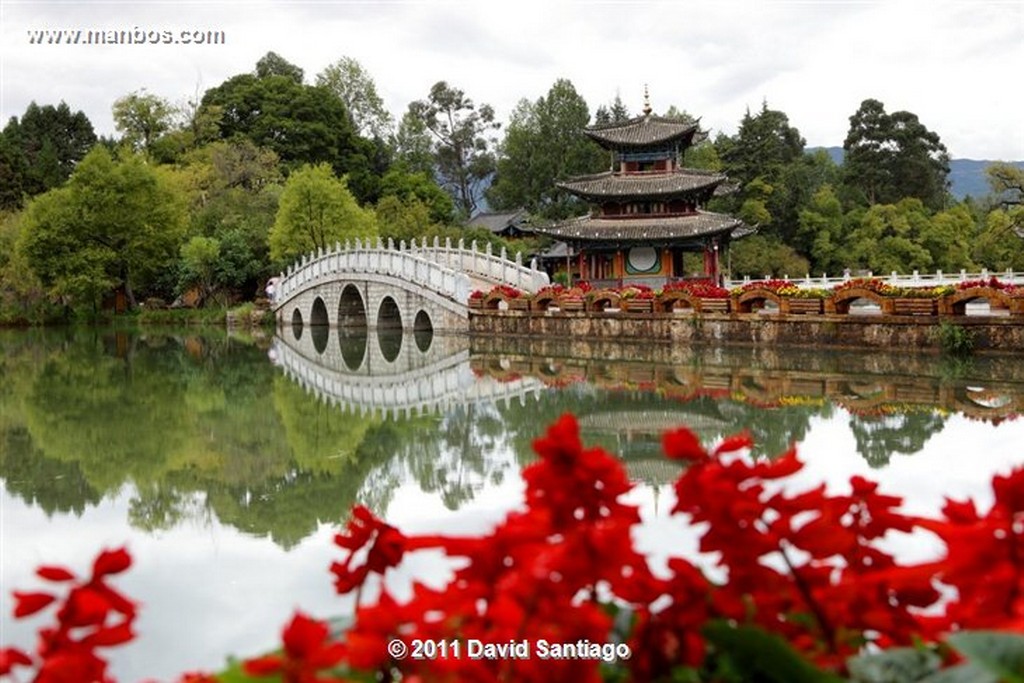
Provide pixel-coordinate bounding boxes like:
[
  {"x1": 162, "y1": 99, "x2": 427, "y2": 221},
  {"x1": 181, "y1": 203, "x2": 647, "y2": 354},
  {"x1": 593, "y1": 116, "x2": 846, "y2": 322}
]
[
  {"x1": 723, "y1": 269, "x2": 1024, "y2": 291},
  {"x1": 275, "y1": 238, "x2": 470, "y2": 306},
  {"x1": 408, "y1": 236, "x2": 550, "y2": 294}
]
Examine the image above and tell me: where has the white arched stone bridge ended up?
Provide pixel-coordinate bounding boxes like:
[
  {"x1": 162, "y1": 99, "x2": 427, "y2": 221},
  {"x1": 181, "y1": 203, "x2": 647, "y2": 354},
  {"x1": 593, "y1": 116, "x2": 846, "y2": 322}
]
[
  {"x1": 271, "y1": 237, "x2": 549, "y2": 333},
  {"x1": 270, "y1": 329, "x2": 546, "y2": 420}
]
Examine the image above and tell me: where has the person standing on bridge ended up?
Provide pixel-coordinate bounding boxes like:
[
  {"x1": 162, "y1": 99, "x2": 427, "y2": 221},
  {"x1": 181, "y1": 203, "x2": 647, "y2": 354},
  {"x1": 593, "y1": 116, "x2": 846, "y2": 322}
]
[{"x1": 265, "y1": 277, "x2": 280, "y2": 303}]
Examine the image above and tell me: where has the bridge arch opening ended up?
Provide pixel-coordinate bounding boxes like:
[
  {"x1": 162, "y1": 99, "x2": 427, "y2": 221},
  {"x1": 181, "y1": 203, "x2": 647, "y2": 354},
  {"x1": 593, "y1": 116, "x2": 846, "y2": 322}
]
[
  {"x1": 339, "y1": 329, "x2": 367, "y2": 371},
  {"x1": 311, "y1": 298, "x2": 330, "y2": 354},
  {"x1": 291, "y1": 308, "x2": 303, "y2": 340},
  {"x1": 377, "y1": 296, "x2": 402, "y2": 331},
  {"x1": 378, "y1": 329, "x2": 402, "y2": 363},
  {"x1": 414, "y1": 310, "x2": 433, "y2": 352},
  {"x1": 311, "y1": 297, "x2": 329, "y2": 326},
  {"x1": 339, "y1": 284, "x2": 367, "y2": 328}
]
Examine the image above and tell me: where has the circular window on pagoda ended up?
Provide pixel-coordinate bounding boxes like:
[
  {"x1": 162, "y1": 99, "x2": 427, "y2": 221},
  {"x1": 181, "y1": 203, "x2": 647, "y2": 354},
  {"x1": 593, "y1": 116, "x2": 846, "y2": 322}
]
[{"x1": 626, "y1": 246, "x2": 660, "y2": 273}]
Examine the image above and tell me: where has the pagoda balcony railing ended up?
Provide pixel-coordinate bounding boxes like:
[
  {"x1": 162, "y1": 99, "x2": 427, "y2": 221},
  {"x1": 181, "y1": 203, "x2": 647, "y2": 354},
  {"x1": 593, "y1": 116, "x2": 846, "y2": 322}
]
[
  {"x1": 597, "y1": 210, "x2": 698, "y2": 219},
  {"x1": 723, "y1": 269, "x2": 1024, "y2": 291}
]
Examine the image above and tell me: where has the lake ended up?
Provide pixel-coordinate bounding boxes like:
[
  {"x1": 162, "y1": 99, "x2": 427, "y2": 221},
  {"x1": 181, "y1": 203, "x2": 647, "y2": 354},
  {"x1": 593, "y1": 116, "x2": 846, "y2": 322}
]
[{"x1": 1, "y1": 327, "x2": 1022, "y2": 681}]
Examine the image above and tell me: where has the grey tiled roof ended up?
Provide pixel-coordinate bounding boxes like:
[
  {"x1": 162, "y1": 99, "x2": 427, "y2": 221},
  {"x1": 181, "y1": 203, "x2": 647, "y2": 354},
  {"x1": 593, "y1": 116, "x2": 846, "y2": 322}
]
[
  {"x1": 558, "y1": 169, "x2": 725, "y2": 201},
  {"x1": 534, "y1": 211, "x2": 745, "y2": 243},
  {"x1": 586, "y1": 116, "x2": 700, "y2": 148},
  {"x1": 467, "y1": 209, "x2": 529, "y2": 234}
]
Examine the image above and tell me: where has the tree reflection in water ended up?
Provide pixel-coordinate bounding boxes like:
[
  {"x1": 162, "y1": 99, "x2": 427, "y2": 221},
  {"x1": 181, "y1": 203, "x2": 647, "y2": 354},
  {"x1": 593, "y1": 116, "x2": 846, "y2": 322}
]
[{"x1": 2, "y1": 329, "x2": 1023, "y2": 548}]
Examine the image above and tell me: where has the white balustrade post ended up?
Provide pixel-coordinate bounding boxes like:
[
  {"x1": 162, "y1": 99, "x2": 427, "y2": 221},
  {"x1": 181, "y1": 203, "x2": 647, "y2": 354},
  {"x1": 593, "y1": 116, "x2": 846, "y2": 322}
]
[{"x1": 387, "y1": 237, "x2": 394, "y2": 250}]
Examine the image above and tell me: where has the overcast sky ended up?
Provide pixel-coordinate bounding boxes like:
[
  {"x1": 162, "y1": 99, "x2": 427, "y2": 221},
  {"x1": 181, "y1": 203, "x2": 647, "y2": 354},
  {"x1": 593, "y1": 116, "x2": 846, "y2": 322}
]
[{"x1": 1, "y1": 0, "x2": 1022, "y2": 160}]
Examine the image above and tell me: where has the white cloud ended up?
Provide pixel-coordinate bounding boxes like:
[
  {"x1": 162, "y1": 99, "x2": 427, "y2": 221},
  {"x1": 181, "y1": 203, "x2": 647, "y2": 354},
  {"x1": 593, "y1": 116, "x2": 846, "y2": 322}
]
[{"x1": 1, "y1": 0, "x2": 1021, "y2": 159}]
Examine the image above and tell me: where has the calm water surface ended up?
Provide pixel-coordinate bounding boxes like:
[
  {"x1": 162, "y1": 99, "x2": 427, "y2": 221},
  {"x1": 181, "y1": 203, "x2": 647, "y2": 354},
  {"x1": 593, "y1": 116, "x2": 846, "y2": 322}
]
[{"x1": 2, "y1": 327, "x2": 1022, "y2": 680}]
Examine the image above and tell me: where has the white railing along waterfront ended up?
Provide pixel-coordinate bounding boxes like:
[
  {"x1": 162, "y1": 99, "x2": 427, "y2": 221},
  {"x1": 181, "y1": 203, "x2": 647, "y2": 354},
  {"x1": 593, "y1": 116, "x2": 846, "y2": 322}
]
[{"x1": 723, "y1": 269, "x2": 1024, "y2": 291}]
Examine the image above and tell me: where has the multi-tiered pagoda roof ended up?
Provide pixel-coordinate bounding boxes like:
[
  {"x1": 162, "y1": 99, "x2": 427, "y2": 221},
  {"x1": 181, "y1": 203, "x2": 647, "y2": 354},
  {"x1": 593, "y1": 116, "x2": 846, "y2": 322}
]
[{"x1": 536, "y1": 113, "x2": 748, "y2": 246}]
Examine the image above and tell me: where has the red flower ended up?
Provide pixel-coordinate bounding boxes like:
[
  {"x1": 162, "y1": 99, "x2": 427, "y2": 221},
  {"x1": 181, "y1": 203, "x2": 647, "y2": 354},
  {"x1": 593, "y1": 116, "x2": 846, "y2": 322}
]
[
  {"x1": 0, "y1": 647, "x2": 32, "y2": 675},
  {"x1": 331, "y1": 506, "x2": 406, "y2": 595},
  {"x1": 244, "y1": 612, "x2": 347, "y2": 683}
]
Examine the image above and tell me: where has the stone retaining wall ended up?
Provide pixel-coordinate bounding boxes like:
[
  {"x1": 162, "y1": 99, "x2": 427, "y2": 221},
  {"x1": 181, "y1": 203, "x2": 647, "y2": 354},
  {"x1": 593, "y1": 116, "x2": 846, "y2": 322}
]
[{"x1": 469, "y1": 310, "x2": 1024, "y2": 353}]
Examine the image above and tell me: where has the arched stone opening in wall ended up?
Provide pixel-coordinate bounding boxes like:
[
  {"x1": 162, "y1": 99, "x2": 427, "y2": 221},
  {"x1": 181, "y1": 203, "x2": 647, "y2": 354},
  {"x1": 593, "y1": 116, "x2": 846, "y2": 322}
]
[
  {"x1": 311, "y1": 297, "x2": 330, "y2": 354},
  {"x1": 413, "y1": 310, "x2": 433, "y2": 353},
  {"x1": 377, "y1": 296, "x2": 402, "y2": 331},
  {"x1": 339, "y1": 284, "x2": 368, "y2": 328},
  {"x1": 339, "y1": 328, "x2": 367, "y2": 371},
  {"x1": 378, "y1": 328, "x2": 402, "y2": 363},
  {"x1": 291, "y1": 308, "x2": 303, "y2": 340}
]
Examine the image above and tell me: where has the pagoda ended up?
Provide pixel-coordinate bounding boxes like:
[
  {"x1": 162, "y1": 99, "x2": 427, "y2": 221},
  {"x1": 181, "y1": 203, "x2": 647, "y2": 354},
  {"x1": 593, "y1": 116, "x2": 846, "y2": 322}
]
[{"x1": 535, "y1": 94, "x2": 748, "y2": 286}]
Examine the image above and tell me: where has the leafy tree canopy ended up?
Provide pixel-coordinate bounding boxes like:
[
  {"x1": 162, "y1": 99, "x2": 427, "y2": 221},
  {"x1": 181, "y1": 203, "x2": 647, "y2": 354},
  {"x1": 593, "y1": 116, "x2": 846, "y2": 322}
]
[
  {"x1": 487, "y1": 78, "x2": 606, "y2": 220},
  {"x1": 842, "y1": 98, "x2": 950, "y2": 210},
  {"x1": 407, "y1": 81, "x2": 500, "y2": 219},
  {"x1": 112, "y1": 89, "x2": 177, "y2": 153},
  {"x1": 316, "y1": 56, "x2": 394, "y2": 140},
  {"x1": 18, "y1": 147, "x2": 186, "y2": 310},
  {"x1": 0, "y1": 101, "x2": 97, "y2": 208},
  {"x1": 269, "y1": 163, "x2": 378, "y2": 265},
  {"x1": 199, "y1": 53, "x2": 384, "y2": 203}
]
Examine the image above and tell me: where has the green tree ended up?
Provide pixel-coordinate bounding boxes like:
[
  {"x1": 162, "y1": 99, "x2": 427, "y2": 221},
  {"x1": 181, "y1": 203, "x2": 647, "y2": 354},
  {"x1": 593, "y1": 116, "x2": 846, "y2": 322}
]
[
  {"x1": 845, "y1": 199, "x2": 934, "y2": 273},
  {"x1": 0, "y1": 101, "x2": 97, "y2": 207},
  {"x1": 727, "y1": 234, "x2": 810, "y2": 279},
  {"x1": 919, "y1": 205, "x2": 975, "y2": 272},
  {"x1": 487, "y1": 79, "x2": 606, "y2": 219},
  {"x1": 593, "y1": 93, "x2": 631, "y2": 125},
  {"x1": 270, "y1": 163, "x2": 377, "y2": 264},
  {"x1": 179, "y1": 236, "x2": 220, "y2": 305},
  {"x1": 720, "y1": 102, "x2": 805, "y2": 189},
  {"x1": 255, "y1": 51, "x2": 304, "y2": 83},
  {"x1": 796, "y1": 185, "x2": 846, "y2": 276},
  {"x1": 18, "y1": 147, "x2": 186, "y2": 310},
  {"x1": 112, "y1": 90, "x2": 177, "y2": 153},
  {"x1": 378, "y1": 167, "x2": 454, "y2": 224},
  {"x1": 393, "y1": 110, "x2": 435, "y2": 176},
  {"x1": 986, "y1": 162, "x2": 1024, "y2": 237},
  {"x1": 972, "y1": 209, "x2": 1024, "y2": 271},
  {"x1": 716, "y1": 102, "x2": 806, "y2": 239},
  {"x1": 199, "y1": 54, "x2": 382, "y2": 202},
  {"x1": 842, "y1": 99, "x2": 950, "y2": 210},
  {"x1": 316, "y1": 56, "x2": 394, "y2": 140},
  {"x1": 407, "y1": 81, "x2": 500, "y2": 218}
]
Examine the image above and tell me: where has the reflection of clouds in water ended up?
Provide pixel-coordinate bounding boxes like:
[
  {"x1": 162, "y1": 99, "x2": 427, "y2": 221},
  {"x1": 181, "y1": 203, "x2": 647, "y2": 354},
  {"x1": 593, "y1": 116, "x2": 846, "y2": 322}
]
[{"x1": 0, "y1": 489, "x2": 344, "y2": 683}]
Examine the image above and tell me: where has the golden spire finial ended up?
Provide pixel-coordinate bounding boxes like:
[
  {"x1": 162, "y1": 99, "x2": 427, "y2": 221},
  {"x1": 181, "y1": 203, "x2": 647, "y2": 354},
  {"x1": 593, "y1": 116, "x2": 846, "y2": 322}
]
[{"x1": 643, "y1": 84, "x2": 652, "y2": 116}]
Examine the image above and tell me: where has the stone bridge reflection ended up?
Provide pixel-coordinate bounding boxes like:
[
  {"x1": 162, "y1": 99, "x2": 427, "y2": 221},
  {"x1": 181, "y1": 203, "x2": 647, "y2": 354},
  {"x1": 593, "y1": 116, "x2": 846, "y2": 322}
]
[{"x1": 270, "y1": 328, "x2": 546, "y2": 419}]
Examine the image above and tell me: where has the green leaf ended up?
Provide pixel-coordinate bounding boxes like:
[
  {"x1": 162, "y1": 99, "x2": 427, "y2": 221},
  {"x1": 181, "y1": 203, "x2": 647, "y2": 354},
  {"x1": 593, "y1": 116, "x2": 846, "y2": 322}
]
[
  {"x1": 917, "y1": 662, "x2": 999, "y2": 683},
  {"x1": 703, "y1": 621, "x2": 843, "y2": 683},
  {"x1": 947, "y1": 631, "x2": 1024, "y2": 683},
  {"x1": 847, "y1": 647, "x2": 942, "y2": 682}
]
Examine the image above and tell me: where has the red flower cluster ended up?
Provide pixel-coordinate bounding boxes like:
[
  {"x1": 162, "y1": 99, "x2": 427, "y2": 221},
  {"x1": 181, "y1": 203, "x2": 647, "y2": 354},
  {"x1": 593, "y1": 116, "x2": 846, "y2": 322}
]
[
  {"x1": 486, "y1": 284, "x2": 523, "y2": 299},
  {"x1": 1, "y1": 548, "x2": 136, "y2": 683},
  {"x1": 834, "y1": 277, "x2": 894, "y2": 294},
  {"x1": 663, "y1": 279, "x2": 730, "y2": 298},
  {"x1": 3, "y1": 416, "x2": 1022, "y2": 682},
  {"x1": 735, "y1": 278, "x2": 796, "y2": 294}
]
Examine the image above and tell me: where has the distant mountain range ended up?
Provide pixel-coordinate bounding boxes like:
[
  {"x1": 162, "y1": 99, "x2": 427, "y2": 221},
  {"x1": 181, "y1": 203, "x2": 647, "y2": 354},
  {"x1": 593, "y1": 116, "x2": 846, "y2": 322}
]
[{"x1": 810, "y1": 147, "x2": 1024, "y2": 201}]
